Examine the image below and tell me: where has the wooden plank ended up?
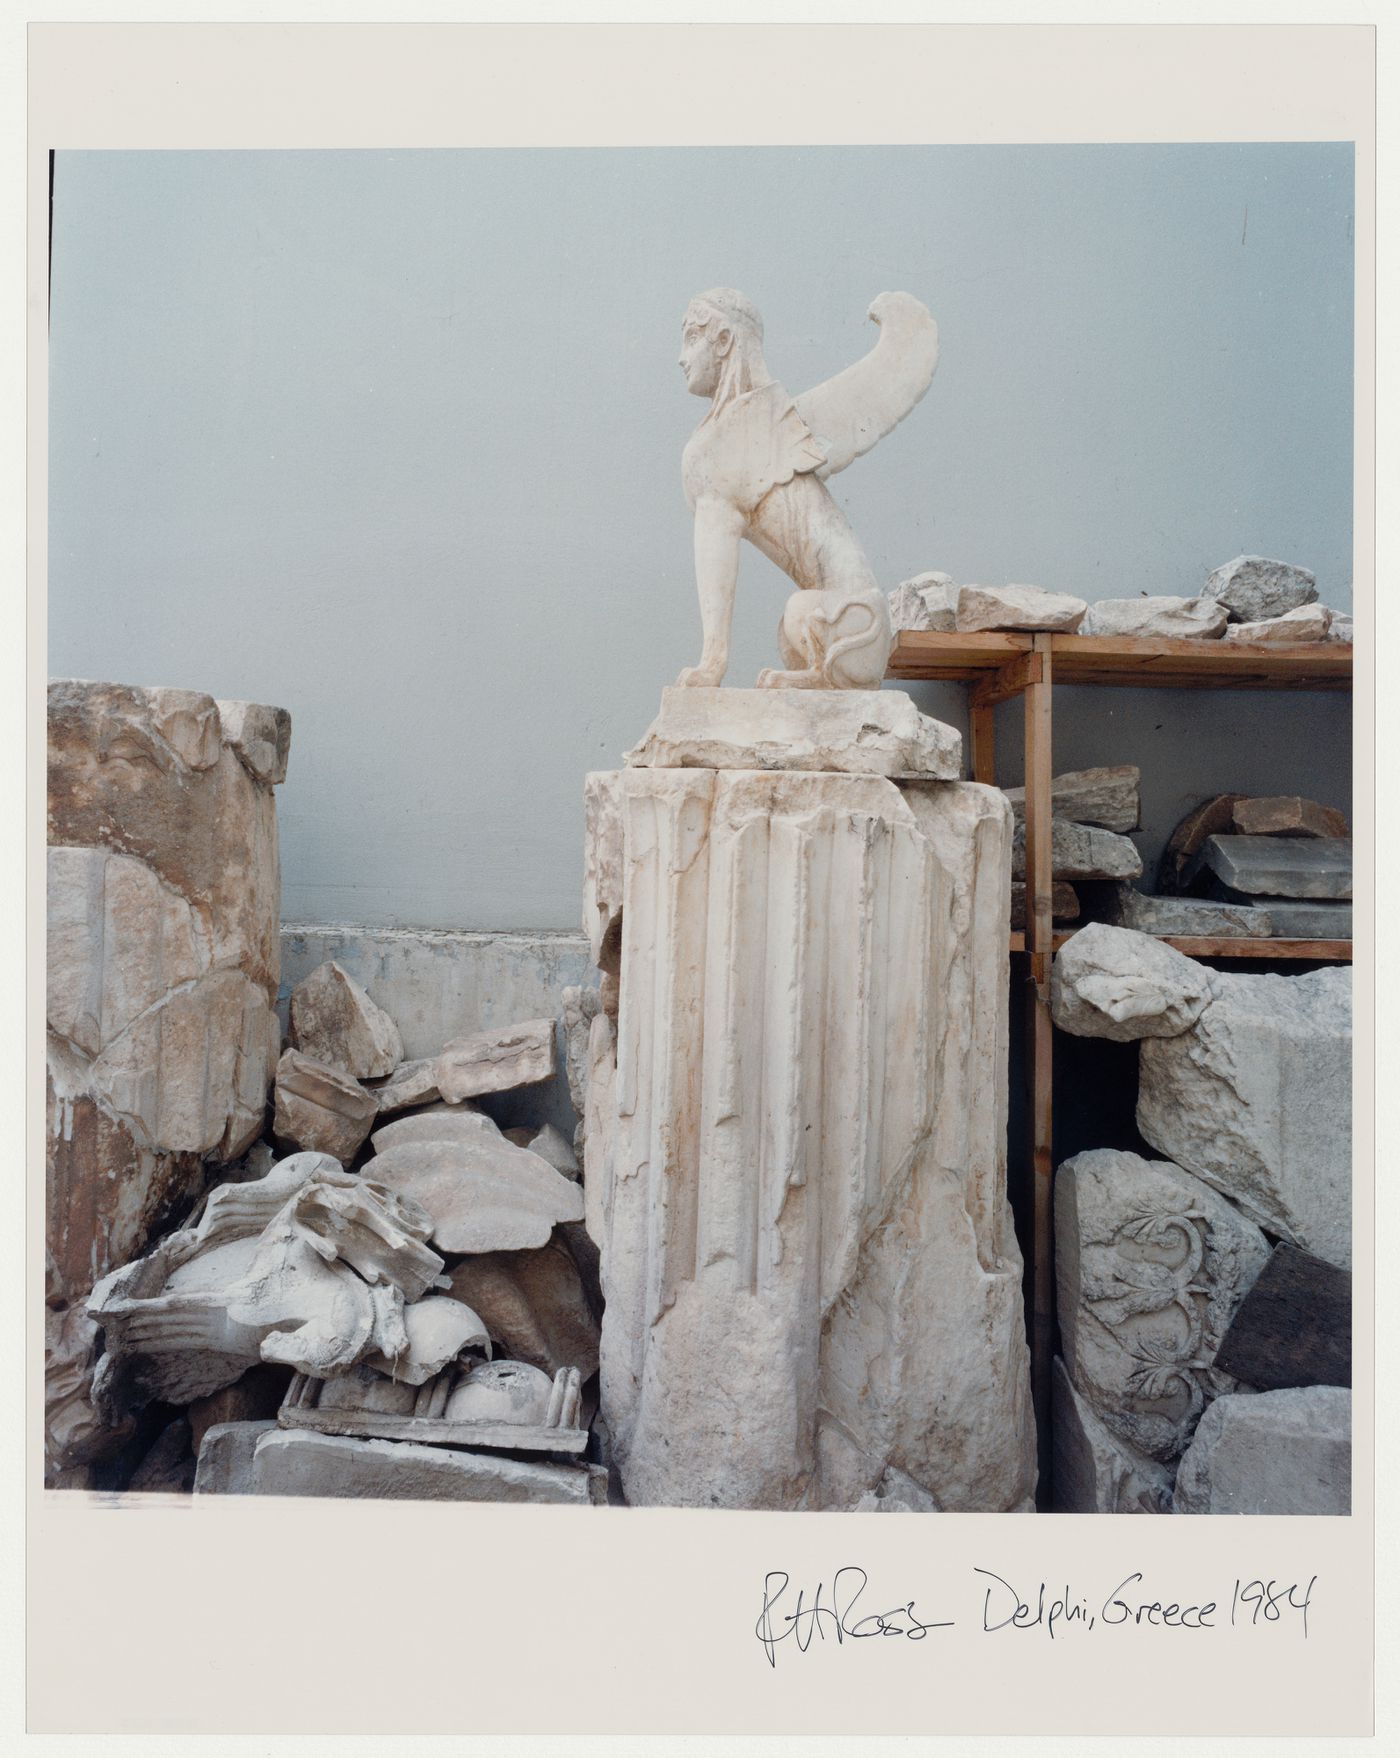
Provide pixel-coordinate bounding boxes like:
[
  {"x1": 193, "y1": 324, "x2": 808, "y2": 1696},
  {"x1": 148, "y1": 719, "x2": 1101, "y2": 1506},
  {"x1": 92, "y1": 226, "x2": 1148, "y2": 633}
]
[
  {"x1": 1022, "y1": 633, "x2": 1055, "y2": 1496},
  {"x1": 1048, "y1": 634, "x2": 1352, "y2": 692},
  {"x1": 1213, "y1": 1243, "x2": 1350, "y2": 1391},
  {"x1": 887, "y1": 628, "x2": 1035, "y2": 681},
  {"x1": 969, "y1": 698, "x2": 997, "y2": 783},
  {"x1": 1047, "y1": 931, "x2": 1351, "y2": 961},
  {"x1": 971, "y1": 650, "x2": 1043, "y2": 710}
]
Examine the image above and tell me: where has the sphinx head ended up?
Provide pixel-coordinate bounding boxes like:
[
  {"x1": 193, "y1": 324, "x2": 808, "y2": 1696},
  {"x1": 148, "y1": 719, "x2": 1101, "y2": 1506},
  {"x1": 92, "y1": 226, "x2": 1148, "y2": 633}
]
[{"x1": 679, "y1": 288, "x2": 769, "y2": 401}]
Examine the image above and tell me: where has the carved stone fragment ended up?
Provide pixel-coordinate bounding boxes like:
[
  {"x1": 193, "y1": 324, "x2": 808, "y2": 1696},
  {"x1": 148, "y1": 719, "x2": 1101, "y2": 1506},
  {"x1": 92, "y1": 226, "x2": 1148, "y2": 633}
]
[
  {"x1": 1201, "y1": 555, "x2": 1318, "y2": 624},
  {"x1": 1231, "y1": 796, "x2": 1349, "y2": 840},
  {"x1": 1079, "y1": 596, "x2": 1228, "y2": 639},
  {"x1": 1055, "y1": 1149, "x2": 1270, "y2": 1462},
  {"x1": 361, "y1": 1131, "x2": 584, "y2": 1254},
  {"x1": 366, "y1": 1056, "x2": 442, "y2": 1114},
  {"x1": 1051, "y1": 923, "x2": 1214, "y2": 1042},
  {"x1": 1004, "y1": 765, "x2": 1140, "y2": 833},
  {"x1": 1051, "y1": 1356, "x2": 1174, "y2": 1514},
  {"x1": 1172, "y1": 1386, "x2": 1350, "y2": 1515},
  {"x1": 448, "y1": 1242, "x2": 600, "y2": 1379},
  {"x1": 289, "y1": 960, "x2": 404, "y2": 1080},
  {"x1": 272, "y1": 1048, "x2": 378, "y2": 1162},
  {"x1": 436, "y1": 1018, "x2": 557, "y2": 1102},
  {"x1": 888, "y1": 572, "x2": 958, "y2": 633}
]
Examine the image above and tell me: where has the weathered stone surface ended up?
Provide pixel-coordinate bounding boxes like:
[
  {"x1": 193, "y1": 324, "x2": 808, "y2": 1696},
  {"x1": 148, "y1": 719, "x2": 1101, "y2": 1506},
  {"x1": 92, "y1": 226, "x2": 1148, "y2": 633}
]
[
  {"x1": 852, "y1": 1465, "x2": 943, "y2": 1513},
  {"x1": 1158, "y1": 794, "x2": 1246, "y2": 895},
  {"x1": 369, "y1": 1104, "x2": 498, "y2": 1152},
  {"x1": 444, "y1": 1359, "x2": 557, "y2": 1426},
  {"x1": 436, "y1": 1019, "x2": 556, "y2": 1102},
  {"x1": 587, "y1": 765, "x2": 1034, "y2": 1511},
  {"x1": 1004, "y1": 764, "x2": 1140, "y2": 833},
  {"x1": 1010, "y1": 881, "x2": 1079, "y2": 931},
  {"x1": 1173, "y1": 1387, "x2": 1350, "y2": 1515},
  {"x1": 1254, "y1": 899, "x2": 1352, "y2": 939},
  {"x1": 214, "y1": 698, "x2": 292, "y2": 786},
  {"x1": 1103, "y1": 885, "x2": 1273, "y2": 938},
  {"x1": 128, "y1": 1418, "x2": 196, "y2": 1493},
  {"x1": 1202, "y1": 555, "x2": 1318, "y2": 624},
  {"x1": 365, "y1": 1056, "x2": 441, "y2": 1114},
  {"x1": 188, "y1": 1362, "x2": 293, "y2": 1454},
  {"x1": 448, "y1": 1242, "x2": 600, "y2": 1379},
  {"x1": 1214, "y1": 1243, "x2": 1350, "y2": 1392},
  {"x1": 562, "y1": 985, "x2": 602, "y2": 1116},
  {"x1": 362, "y1": 1132, "x2": 584, "y2": 1254},
  {"x1": 290, "y1": 960, "x2": 403, "y2": 1080},
  {"x1": 1188, "y1": 834, "x2": 1352, "y2": 901},
  {"x1": 1138, "y1": 965, "x2": 1352, "y2": 1268},
  {"x1": 1231, "y1": 796, "x2": 1349, "y2": 840},
  {"x1": 45, "y1": 1298, "x2": 136, "y2": 1479},
  {"x1": 1079, "y1": 596, "x2": 1227, "y2": 639},
  {"x1": 250, "y1": 1428, "x2": 605, "y2": 1504},
  {"x1": 1224, "y1": 603, "x2": 1332, "y2": 644},
  {"x1": 626, "y1": 685, "x2": 961, "y2": 778},
  {"x1": 1051, "y1": 1356, "x2": 1173, "y2": 1513},
  {"x1": 361, "y1": 1295, "x2": 491, "y2": 1386},
  {"x1": 956, "y1": 583, "x2": 1087, "y2": 632},
  {"x1": 523, "y1": 1122, "x2": 580, "y2": 1178},
  {"x1": 1012, "y1": 819, "x2": 1143, "y2": 882},
  {"x1": 193, "y1": 1420, "x2": 279, "y2": 1495},
  {"x1": 1328, "y1": 612, "x2": 1354, "y2": 643},
  {"x1": 888, "y1": 571, "x2": 958, "y2": 632},
  {"x1": 1057, "y1": 1150, "x2": 1269, "y2": 1462},
  {"x1": 272, "y1": 1048, "x2": 377, "y2": 1163},
  {"x1": 1052, "y1": 924, "x2": 1213, "y2": 1042}
]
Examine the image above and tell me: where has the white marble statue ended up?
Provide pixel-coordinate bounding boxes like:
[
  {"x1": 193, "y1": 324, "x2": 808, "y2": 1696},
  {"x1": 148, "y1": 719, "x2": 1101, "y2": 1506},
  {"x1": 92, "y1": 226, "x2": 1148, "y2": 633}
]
[{"x1": 675, "y1": 288, "x2": 939, "y2": 690}]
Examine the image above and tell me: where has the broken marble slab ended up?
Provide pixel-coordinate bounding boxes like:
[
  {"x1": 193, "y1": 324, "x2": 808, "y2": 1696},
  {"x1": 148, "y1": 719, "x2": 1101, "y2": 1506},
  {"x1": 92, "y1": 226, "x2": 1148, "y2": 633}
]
[
  {"x1": 1004, "y1": 764, "x2": 1140, "y2": 832},
  {"x1": 449, "y1": 1241, "x2": 600, "y2": 1379},
  {"x1": 1223, "y1": 603, "x2": 1332, "y2": 645},
  {"x1": 1213, "y1": 1243, "x2": 1350, "y2": 1393},
  {"x1": 887, "y1": 571, "x2": 959, "y2": 632},
  {"x1": 289, "y1": 960, "x2": 403, "y2": 1080},
  {"x1": 624, "y1": 685, "x2": 962, "y2": 778},
  {"x1": 366, "y1": 1056, "x2": 441, "y2": 1114},
  {"x1": 436, "y1": 1019, "x2": 557, "y2": 1102},
  {"x1": 1103, "y1": 885, "x2": 1274, "y2": 938},
  {"x1": 1328, "y1": 612, "x2": 1354, "y2": 643},
  {"x1": 1157, "y1": 794, "x2": 1247, "y2": 894},
  {"x1": 1201, "y1": 555, "x2": 1318, "y2": 624},
  {"x1": 1051, "y1": 1356, "x2": 1174, "y2": 1514},
  {"x1": 1231, "y1": 795, "x2": 1349, "y2": 840},
  {"x1": 193, "y1": 1420, "x2": 279, "y2": 1495},
  {"x1": 1010, "y1": 880, "x2": 1080, "y2": 931},
  {"x1": 521, "y1": 1123, "x2": 580, "y2": 1178},
  {"x1": 955, "y1": 583, "x2": 1087, "y2": 633},
  {"x1": 1012, "y1": 819, "x2": 1143, "y2": 883},
  {"x1": 1052, "y1": 923, "x2": 1214, "y2": 1041},
  {"x1": 272, "y1": 1047, "x2": 378, "y2": 1163},
  {"x1": 361, "y1": 1294, "x2": 491, "y2": 1386},
  {"x1": 250, "y1": 1428, "x2": 605, "y2": 1504},
  {"x1": 1252, "y1": 899, "x2": 1352, "y2": 939},
  {"x1": 360, "y1": 1129, "x2": 584, "y2": 1254},
  {"x1": 1056, "y1": 1149, "x2": 1270, "y2": 1462},
  {"x1": 369, "y1": 1103, "x2": 499, "y2": 1151},
  {"x1": 1172, "y1": 1386, "x2": 1350, "y2": 1515},
  {"x1": 1187, "y1": 834, "x2": 1352, "y2": 901},
  {"x1": 1079, "y1": 596, "x2": 1228, "y2": 640}
]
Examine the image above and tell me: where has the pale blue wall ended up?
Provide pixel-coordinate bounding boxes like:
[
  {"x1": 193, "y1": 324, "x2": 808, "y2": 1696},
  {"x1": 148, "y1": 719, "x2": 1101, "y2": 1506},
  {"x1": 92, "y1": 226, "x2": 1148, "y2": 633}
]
[{"x1": 48, "y1": 145, "x2": 1353, "y2": 928}]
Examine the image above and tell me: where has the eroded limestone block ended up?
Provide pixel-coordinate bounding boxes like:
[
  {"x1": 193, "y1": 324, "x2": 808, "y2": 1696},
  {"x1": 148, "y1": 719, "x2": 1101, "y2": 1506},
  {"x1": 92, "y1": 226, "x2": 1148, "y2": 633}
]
[
  {"x1": 273, "y1": 1048, "x2": 378, "y2": 1163},
  {"x1": 1051, "y1": 1356, "x2": 1174, "y2": 1513},
  {"x1": 449, "y1": 1242, "x2": 600, "y2": 1379},
  {"x1": 214, "y1": 699, "x2": 291, "y2": 786},
  {"x1": 250, "y1": 1429, "x2": 605, "y2": 1504},
  {"x1": 361, "y1": 1132, "x2": 584, "y2": 1253},
  {"x1": 1201, "y1": 555, "x2": 1318, "y2": 624},
  {"x1": 366, "y1": 1056, "x2": 442, "y2": 1114},
  {"x1": 1012, "y1": 818, "x2": 1142, "y2": 882},
  {"x1": 588, "y1": 766, "x2": 1034, "y2": 1511},
  {"x1": 1051, "y1": 923, "x2": 1214, "y2": 1041},
  {"x1": 955, "y1": 583, "x2": 1087, "y2": 632},
  {"x1": 888, "y1": 572, "x2": 958, "y2": 633},
  {"x1": 1256, "y1": 900, "x2": 1352, "y2": 939},
  {"x1": 1188, "y1": 834, "x2": 1352, "y2": 901},
  {"x1": 1172, "y1": 1387, "x2": 1350, "y2": 1515},
  {"x1": 625, "y1": 686, "x2": 961, "y2": 778},
  {"x1": 1232, "y1": 796, "x2": 1349, "y2": 840},
  {"x1": 1138, "y1": 966, "x2": 1352, "y2": 1267},
  {"x1": 523, "y1": 1123, "x2": 579, "y2": 1178},
  {"x1": 1056, "y1": 1150, "x2": 1270, "y2": 1462},
  {"x1": 290, "y1": 960, "x2": 404, "y2": 1080},
  {"x1": 1224, "y1": 603, "x2": 1332, "y2": 644},
  {"x1": 562, "y1": 986, "x2": 602, "y2": 1116},
  {"x1": 1103, "y1": 885, "x2": 1274, "y2": 938},
  {"x1": 1079, "y1": 596, "x2": 1227, "y2": 639},
  {"x1": 436, "y1": 1019, "x2": 557, "y2": 1102},
  {"x1": 1004, "y1": 765, "x2": 1140, "y2": 833}
]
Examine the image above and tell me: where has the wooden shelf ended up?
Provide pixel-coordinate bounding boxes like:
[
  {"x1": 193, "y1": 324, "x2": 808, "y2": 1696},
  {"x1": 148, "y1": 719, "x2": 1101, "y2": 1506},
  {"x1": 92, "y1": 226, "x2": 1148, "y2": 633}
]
[
  {"x1": 891, "y1": 629, "x2": 1352, "y2": 691},
  {"x1": 1010, "y1": 931, "x2": 1351, "y2": 961}
]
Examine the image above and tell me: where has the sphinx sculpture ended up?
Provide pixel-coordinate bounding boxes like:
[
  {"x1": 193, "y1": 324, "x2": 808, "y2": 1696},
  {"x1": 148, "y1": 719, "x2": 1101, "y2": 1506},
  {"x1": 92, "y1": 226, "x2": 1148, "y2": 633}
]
[{"x1": 675, "y1": 288, "x2": 939, "y2": 690}]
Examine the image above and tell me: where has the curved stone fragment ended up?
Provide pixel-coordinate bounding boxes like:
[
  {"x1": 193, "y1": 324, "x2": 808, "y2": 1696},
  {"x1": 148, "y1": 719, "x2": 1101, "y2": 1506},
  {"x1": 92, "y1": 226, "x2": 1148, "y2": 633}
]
[
  {"x1": 1173, "y1": 1386, "x2": 1350, "y2": 1515},
  {"x1": 290, "y1": 960, "x2": 403, "y2": 1080},
  {"x1": 444, "y1": 1359, "x2": 556, "y2": 1426},
  {"x1": 368, "y1": 1103, "x2": 497, "y2": 1154},
  {"x1": 1051, "y1": 923, "x2": 1214, "y2": 1041},
  {"x1": 214, "y1": 698, "x2": 292, "y2": 785},
  {"x1": 362, "y1": 1134, "x2": 584, "y2": 1253},
  {"x1": 362, "y1": 1295, "x2": 491, "y2": 1386},
  {"x1": 1055, "y1": 1149, "x2": 1269, "y2": 1463}
]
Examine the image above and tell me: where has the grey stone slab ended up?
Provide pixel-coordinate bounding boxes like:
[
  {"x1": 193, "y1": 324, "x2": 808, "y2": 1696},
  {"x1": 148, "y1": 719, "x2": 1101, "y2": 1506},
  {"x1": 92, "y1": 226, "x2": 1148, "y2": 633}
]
[
  {"x1": 1103, "y1": 885, "x2": 1273, "y2": 938},
  {"x1": 1173, "y1": 1387, "x2": 1350, "y2": 1515},
  {"x1": 1189, "y1": 834, "x2": 1352, "y2": 901},
  {"x1": 1251, "y1": 899, "x2": 1352, "y2": 940},
  {"x1": 250, "y1": 1428, "x2": 605, "y2": 1504},
  {"x1": 1012, "y1": 818, "x2": 1143, "y2": 882},
  {"x1": 1213, "y1": 1243, "x2": 1351, "y2": 1392},
  {"x1": 194, "y1": 1420, "x2": 279, "y2": 1495},
  {"x1": 1004, "y1": 764, "x2": 1140, "y2": 832}
]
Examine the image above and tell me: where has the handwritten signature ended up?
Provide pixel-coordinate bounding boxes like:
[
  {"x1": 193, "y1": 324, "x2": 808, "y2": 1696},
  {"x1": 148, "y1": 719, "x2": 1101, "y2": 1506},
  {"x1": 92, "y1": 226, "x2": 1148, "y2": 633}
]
[{"x1": 755, "y1": 1567, "x2": 953, "y2": 1667}]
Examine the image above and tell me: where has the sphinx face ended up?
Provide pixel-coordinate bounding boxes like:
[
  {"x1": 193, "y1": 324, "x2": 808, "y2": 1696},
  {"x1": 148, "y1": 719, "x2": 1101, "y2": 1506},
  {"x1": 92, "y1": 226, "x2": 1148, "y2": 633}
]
[{"x1": 678, "y1": 308, "x2": 724, "y2": 398}]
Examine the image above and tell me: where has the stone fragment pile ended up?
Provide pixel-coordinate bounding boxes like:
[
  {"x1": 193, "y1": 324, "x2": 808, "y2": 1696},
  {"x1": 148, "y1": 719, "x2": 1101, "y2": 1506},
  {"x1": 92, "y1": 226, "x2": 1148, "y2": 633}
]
[
  {"x1": 887, "y1": 555, "x2": 1352, "y2": 642},
  {"x1": 1001, "y1": 765, "x2": 1142, "y2": 931},
  {"x1": 1049, "y1": 923, "x2": 1352, "y2": 1514}
]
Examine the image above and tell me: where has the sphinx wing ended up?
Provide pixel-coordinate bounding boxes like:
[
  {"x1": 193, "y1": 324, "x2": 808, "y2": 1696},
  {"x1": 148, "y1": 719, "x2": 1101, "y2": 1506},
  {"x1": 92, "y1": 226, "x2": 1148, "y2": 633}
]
[{"x1": 793, "y1": 291, "x2": 939, "y2": 479}]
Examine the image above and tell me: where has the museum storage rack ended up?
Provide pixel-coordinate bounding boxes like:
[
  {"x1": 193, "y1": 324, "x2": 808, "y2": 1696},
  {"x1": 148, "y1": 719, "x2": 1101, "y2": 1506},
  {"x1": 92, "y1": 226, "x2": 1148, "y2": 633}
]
[{"x1": 886, "y1": 628, "x2": 1354, "y2": 1495}]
